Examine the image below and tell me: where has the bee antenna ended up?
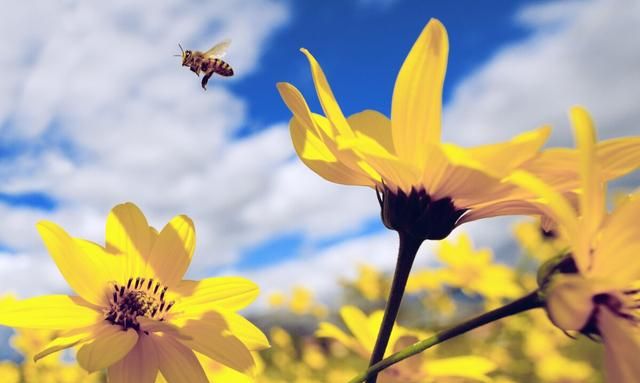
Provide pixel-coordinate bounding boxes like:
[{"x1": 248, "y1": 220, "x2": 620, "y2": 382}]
[{"x1": 178, "y1": 43, "x2": 184, "y2": 54}]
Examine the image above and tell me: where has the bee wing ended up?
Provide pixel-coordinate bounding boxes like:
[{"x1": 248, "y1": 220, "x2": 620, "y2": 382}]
[{"x1": 204, "y1": 39, "x2": 231, "y2": 59}]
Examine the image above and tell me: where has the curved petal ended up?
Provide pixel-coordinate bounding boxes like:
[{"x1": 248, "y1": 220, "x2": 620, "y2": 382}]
[
  {"x1": 105, "y1": 202, "x2": 153, "y2": 278},
  {"x1": 76, "y1": 324, "x2": 138, "y2": 372},
  {"x1": 593, "y1": 197, "x2": 640, "y2": 282},
  {"x1": 571, "y1": 106, "x2": 605, "y2": 243},
  {"x1": 546, "y1": 275, "x2": 597, "y2": 331},
  {"x1": 465, "y1": 126, "x2": 551, "y2": 178},
  {"x1": 598, "y1": 136, "x2": 640, "y2": 180},
  {"x1": 346, "y1": 110, "x2": 394, "y2": 156},
  {"x1": 37, "y1": 221, "x2": 111, "y2": 305},
  {"x1": 175, "y1": 313, "x2": 255, "y2": 374},
  {"x1": 153, "y1": 333, "x2": 208, "y2": 383},
  {"x1": 599, "y1": 308, "x2": 640, "y2": 383},
  {"x1": 458, "y1": 200, "x2": 546, "y2": 225},
  {"x1": 299, "y1": 49, "x2": 353, "y2": 138},
  {"x1": 391, "y1": 18, "x2": 448, "y2": 169},
  {"x1": 340, "y1": 306, "x2": 374, "y2": 352},
  {"x1": 290, "y1": 116, "x2": 376, "y2": 187},
  {"x1": 145, "y1": 215, "x2": 195, "y2": 287},
  {"x1": 214, "y1": 311, "x2": 269, "y2": 351},
  {"x1": 507, "y1": 171, "x2": 584, "y2": 270},
  {"x1": 108, "y1": 333, "x2": 158, "y2": 383},
  {"x1": 74, "y1": 238, "x2": 127, "y2": 286},
  {"x1": 34, "y1": 324, "x2": 98, "y2": 361},
  {"x1": 171, "y1": 277, "x2": 259, "y2": 313},
  {"x1": 0, "y1": 295, "x2": 99, "y2": 330},
  {"x1": 276, "y1": 82, "x2": 322, "y2": 137}
]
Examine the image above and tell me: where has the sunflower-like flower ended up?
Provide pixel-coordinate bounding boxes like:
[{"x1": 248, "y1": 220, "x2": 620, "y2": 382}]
[
  {"x1": 0, "y1": 203, "x2": 268, "y2": 383},
  {"x1": 509, "y1": 107, "x2": 640, "y2": 382},
  {"x1": 277, "y1": 19, "x2": 555, "y2": 242}
]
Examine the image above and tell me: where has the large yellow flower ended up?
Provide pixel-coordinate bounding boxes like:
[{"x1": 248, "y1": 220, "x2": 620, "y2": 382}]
[
  {"x1": 0, "y1": 203, "x2": 269, "y2": 383},
  {"x1": 509, "y1": 107, "x2": 640, "y2": 382},
  {"x1": 277, "y1": 19, "x2": 554, "y2": 241}
]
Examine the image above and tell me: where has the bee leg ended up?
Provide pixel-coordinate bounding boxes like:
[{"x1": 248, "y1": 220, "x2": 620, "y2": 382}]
[
  {"x1": 190, "y1": 67, "x2": 200, "y2": 77},
  {"x1": 201, "y1": 71, "x2": 214, "y2": 90}
]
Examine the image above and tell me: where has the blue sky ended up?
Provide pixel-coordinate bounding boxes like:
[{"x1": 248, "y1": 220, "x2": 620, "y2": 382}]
[
  {"x1": 0, "y1": 0, "x2": 639, "y2": 304},
  {"x1": 232, "y1": 0, "x2": 534, "y2": 134}
]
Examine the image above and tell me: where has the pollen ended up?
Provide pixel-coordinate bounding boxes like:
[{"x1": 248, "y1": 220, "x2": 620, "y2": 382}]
[{"x1": 105, "y1": 277, "x2": 175, "y2": 331}]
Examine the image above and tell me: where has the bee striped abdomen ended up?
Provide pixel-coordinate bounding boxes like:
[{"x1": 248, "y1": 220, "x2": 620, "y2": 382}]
[{"x1": 212, "y1": 58, "x2": 234, "y2": 77}]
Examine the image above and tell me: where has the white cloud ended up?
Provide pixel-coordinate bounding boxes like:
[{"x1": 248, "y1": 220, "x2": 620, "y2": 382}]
[{"x1": 443, "y1": 0, "x2": 640, "y2": 147}]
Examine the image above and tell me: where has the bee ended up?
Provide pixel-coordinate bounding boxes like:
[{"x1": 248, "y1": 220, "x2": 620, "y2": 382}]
[{"x1": 177, "y1": 40, "x2": 234, "y2": 90}]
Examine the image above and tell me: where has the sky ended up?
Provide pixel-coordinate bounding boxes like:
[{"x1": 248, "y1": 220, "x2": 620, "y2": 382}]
[{"x1": 0, "y1": 0, "x2": 639, "y2": 320}]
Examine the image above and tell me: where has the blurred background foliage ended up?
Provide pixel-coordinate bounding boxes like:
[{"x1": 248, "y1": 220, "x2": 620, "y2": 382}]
[{"x1": 0, "y1": 217, "x2": 602, "y2": 382}]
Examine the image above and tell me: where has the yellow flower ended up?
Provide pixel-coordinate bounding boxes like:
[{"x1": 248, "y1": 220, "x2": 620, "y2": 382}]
[
  {"x1": 277, "y1": 18, "x2": 554, "y2": 241},
  {"x1": 0, "y1": 202, "x2": 269, "y2": 383},
  {"x1": 513, "y1": 219, "x2": 567, "y2": 263},
  {"x1": 509, "y1": 107, "x2": 640, "y2": 382},
  {"x1": 435, "y1": 234, "x2": 523, "y2": 301},
  {"x1": 0, "y1": 361, "x2": 20, "y2": 383},
  {"x1": 317, "y1": 306, "x2": 496, "y2": 382}
]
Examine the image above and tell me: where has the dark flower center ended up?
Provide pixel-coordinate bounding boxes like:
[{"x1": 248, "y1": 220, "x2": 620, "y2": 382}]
[
  {"x1": 105, "y1": 277, "x2": 175, "y2": 331},
  {"x1": 377, "y1": 185, "x2": 466, "y2": 241}
]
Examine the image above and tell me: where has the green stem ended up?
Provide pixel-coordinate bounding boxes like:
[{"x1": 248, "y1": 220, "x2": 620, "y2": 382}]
[
  {"x1": 366, "y1": 232, "x2": 422, "y2": 383},
  {"x1": 350, "y1": 290, "x2": 544, "y2": 383}
]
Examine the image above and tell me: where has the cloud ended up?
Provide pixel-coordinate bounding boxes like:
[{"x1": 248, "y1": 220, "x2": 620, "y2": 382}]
[
  {"x1": 443, "y1": 0, "x2": 640, "y2": 147},
  {"x1": 0, "y1": 0, "x2": 291, "y2": 297}
]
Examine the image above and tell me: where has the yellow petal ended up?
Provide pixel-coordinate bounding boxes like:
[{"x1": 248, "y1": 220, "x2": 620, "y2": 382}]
[
  {"x1": 34, "y1": 325, "x2": 97, "y2": 361},
  {"x1": 76, "y1": 324, "x2": 138, "y2": 372},
  {"x1": 340, "y1": 305, "x2": 374, "y2": 353},
  {"x1": 276, "y1": 82, "x2": 323, "y2": 137},
  {"x1": 173, "y1": 313, "x2": 256, "y2": 373},
  {"x1": 290, "y1": 116, "x2": 376, "y2": 186},
  {"x1": 545, "y1": 275, "x2": 597, "y2": 331},
  {"x1": 507, "y1": 171, "x2": 585, "y2": 270},
  {"x1": 465, "y1": 126, "x2": 552, "y2": 178},
  {"x1": 423, "y1": 356, "x2": 496, "y2": 382},
  {"x1": 172, "y1": 277, "x2": 259, "y2": 313},
  {"x1": 74, "y1": 238, "x2": 127, "y2": 286},
  {"x1": 215, "y1": 311, "x2": 270, "y2": 351},
  {"x1": 299, "y1": 49, "x2": 353, "y2": 138},
  {"x1": 599, "y1": 307, "x2": 640, "y2": 383},
  {"x1": 153, "y1": 333, "x2": 208, "y2": 383},
  {"x1": 37, "y1": 221, "x2": 110, "y2": 305},
  {"x1": 345, "y1": 110, "x2": 395, "y2": 156},
  {"x1": 570, "y1": 106, "x2": 605, "y2": 242},
  {"x1": 105, "y1": 202, "x2": 153, "y2": 278},
  {"x1": 108, "y1": 333, "x2": 158, "y2": 383},
  {"x1": 597, "y1": 136, "x2": 640, "y2": 180},
  {"x1": 593, "y1": 197, "x2": 640, "y2": 282},
  {"x1": 0, "y1": 295, "x2": 99, "y2": 330},
  {"x1": 146, "y1": 214, "x2": 195, "y2": 287},
  {"x1": 315, "y1": 322, "x2": 360, "y2": 353},
  {"x1": 391, "y1": 18, "x2": 448, "y2": 169},
  {"x1": 457, "y1": 200, "x2": 544, "y2": 225}
]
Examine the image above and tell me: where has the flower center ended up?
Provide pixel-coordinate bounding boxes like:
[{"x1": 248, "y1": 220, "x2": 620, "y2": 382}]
[
  {"x1": 377, "y1": 185, "x2": 466, "y2": 240},
  {"x1": 105, "y1": 277, "x2": 175, "y2": 331}
]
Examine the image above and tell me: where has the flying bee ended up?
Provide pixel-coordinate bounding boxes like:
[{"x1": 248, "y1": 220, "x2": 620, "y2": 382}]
[{"x1": 177, "y1": 39, "x2": 234, "y2": 90}]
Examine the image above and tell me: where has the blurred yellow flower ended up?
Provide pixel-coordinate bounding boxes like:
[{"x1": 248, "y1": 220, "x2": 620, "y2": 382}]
[
  {"x1": 277, "y1": 19, "x2": 555, "y2": 241},
  {"x1": 513, "y1": 219, "x2": 567, "y2": 262},
  {"x1": 0, "y1": 361, "x2": 20, "y2": 383},
  {"x1": 435, "y1": 234, "x2": 523, "y2": 301},
  {"x1": 317, "y1": 306, "x2": 495, "y2": 382},
  {"x1": 351, "y1": 264, "x2": 387, "y2": 302},
  {"x1": 0, "y1": 202, "x2": 268, "y2": 383},
  {"x1": 509, "y1": 107, "x2": 640, "y2": 382}
]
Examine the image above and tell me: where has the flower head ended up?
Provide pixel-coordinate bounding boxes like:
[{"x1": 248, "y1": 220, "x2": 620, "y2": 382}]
[
  {"x1": 509, "y1": 107, "x2": 640, "y2": 382},
  {"x1": 277, "y1": 19, "x2": 554, "y2": 241},
  {"x1": 0, "y1": 203, "x2": 268, "y2": 383}
]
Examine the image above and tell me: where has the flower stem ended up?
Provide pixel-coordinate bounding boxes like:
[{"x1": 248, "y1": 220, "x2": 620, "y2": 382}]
[
  {"x1": 366, "y1": 232, "x2": 422, "y2": 383},
  {"x1": 351, "y1": 290, "x2": 544, "y2": 383}
]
